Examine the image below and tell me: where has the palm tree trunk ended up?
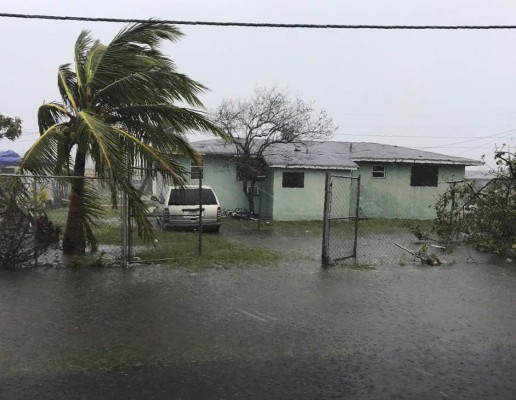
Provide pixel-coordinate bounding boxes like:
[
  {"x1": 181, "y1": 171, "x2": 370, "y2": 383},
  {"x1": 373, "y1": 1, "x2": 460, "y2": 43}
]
[{"x1": 62, "y1": 150, "x2": 86, "y2": 254}]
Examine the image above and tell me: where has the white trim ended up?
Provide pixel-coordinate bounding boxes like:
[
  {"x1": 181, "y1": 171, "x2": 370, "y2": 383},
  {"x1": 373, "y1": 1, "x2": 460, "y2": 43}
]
[
  {"x1": 269, "y1": 164, "x2": 358, "y2": 170},
  {"x1": 353, "y1": 158, "x2": 483, "y2": 166}
]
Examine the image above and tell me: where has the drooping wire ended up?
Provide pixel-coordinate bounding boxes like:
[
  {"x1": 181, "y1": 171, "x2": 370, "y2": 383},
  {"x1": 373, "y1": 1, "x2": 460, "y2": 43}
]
[{"x1": 1, "y1": 12, "x2": 516, "y2": 29}]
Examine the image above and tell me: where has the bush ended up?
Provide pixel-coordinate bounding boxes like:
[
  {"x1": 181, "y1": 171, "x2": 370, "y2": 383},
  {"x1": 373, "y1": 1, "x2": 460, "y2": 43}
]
[
  {"x1": 0, "y1": 176, "x2": 60, "y2": 269},
  {"x1": 433, "y1": 150, "x2": 516, "y2": 254}
]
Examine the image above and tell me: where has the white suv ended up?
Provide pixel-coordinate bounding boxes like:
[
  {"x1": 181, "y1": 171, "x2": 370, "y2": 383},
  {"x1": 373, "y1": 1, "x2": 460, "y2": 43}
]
[{"x1": 152, "y1": 185, "x2": 221, "y2": 232}]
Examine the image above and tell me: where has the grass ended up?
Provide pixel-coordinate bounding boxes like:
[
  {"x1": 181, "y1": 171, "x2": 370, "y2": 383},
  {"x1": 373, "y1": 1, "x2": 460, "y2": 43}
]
[
  {"x1": 45, "y1": 207, "x2": 433, "y2": 269},
  {"x1": 46, "y1": 206, "x2": 279, "y2": 269},
  {"x1": 47, "y1": 206, "x2": 124, "y2": 245},
  {"x1": 135, "y1": 231, "x2": 279, "y2": 269},
  {"x1": 222, "y1": 217, "x2": 433, "y2": 236},
  {"x1": 351, "y1": 263, "x2": 376, "y2": 270}
]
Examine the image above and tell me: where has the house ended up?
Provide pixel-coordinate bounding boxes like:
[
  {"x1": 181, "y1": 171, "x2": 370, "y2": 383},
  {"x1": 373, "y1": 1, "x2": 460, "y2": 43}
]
[
  {"x1": 464, "y1": 170, "x2": 497, "y2": 189},
  {"x1": 153, "y1": 139, "x2": 482, "y2": 221},
  {"x1": 0, "y1": 150, "x2": 21, "y2": 173}
]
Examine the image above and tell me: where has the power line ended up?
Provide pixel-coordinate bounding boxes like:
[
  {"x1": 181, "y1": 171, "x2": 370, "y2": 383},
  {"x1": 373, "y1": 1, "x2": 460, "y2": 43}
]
[
  {"x1": 336, "y1": 125, "x2": 486, "y2": 129},
  {"x1": 413, "y1": 146, "x2": 498, "y2": 149},
  {"x1": 335, "y1": 133, "x2": 514, "y2": 139},
  {"x1": 2, "y1": 12, "x2": 516, "y2": 29},
  {"x1": 16, "y1": 130, "x2": 515, "y2": 142},
  {"x1": 332, "y1": 111, "x2": 516, "y2": 117},
  {"x1": 418, "y1": 127, "x2": 516, "y2": 149},
  {"x1": 455, "y1": 137, "x2": 515, "y2": 156}
]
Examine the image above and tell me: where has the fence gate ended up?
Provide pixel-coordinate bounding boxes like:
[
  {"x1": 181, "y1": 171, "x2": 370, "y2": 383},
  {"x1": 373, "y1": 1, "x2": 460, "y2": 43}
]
[{"x1": 322, "y1": 172, "x2": 361, "y2": 266}]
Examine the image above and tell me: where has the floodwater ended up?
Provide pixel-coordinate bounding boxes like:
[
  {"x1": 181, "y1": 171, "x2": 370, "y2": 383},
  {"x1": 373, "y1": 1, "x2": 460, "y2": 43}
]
[{"x1": 1, "y1": 249, "x2": 515, "y2": 399}]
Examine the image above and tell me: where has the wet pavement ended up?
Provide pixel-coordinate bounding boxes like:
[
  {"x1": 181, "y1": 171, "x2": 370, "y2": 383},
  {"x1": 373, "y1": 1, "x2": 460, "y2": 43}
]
[{"x1": 1, "y1": 249, "x2": 516, "y2": 399}]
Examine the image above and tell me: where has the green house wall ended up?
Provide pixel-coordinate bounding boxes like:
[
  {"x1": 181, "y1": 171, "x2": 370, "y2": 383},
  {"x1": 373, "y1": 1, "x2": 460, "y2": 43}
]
[
  {"x1": 356, "y1": 162, "x2": 465, "y2": 219},
  {"x1": 270, "y1": 168, "x2": 353, "y2": 221},
  {"x1": 154, "y1": 156, "x2": 466, "y2": 221},
  {"x1": 192, "y1": 156, "x2": 249, "y2": 212}
]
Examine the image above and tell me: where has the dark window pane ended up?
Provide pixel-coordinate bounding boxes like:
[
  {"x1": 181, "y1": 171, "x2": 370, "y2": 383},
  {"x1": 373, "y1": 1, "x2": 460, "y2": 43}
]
[
  {"x1": 168, "y1": 189, "x2": 217, "y2": 205},
  {"x1": 372, "y1": 165, "x2": 385, "y2": 178},
  {"x1": 282, "y1": 172, "x2": 304, "y2": 188},
  {"x1": 411, "y1": 165, "x2": 438, "y2": 187}
]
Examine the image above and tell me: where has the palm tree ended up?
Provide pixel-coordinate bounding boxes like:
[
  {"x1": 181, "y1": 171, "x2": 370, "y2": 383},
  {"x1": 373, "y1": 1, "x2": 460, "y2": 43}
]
[{"x1": 21, "y1": 22, "x2": 222, "y2": 254}]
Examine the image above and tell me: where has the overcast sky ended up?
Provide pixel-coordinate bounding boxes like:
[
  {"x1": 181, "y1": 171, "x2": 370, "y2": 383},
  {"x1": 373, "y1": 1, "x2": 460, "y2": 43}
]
[{"x1": 2, "y1": 0, "x2": 516, "y2": 169}]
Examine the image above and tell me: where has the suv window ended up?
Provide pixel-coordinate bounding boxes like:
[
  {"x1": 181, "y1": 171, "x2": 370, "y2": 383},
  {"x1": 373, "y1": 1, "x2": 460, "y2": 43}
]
[{"x1": 168, "y1": 188, "x2": 217, "y2": 205}]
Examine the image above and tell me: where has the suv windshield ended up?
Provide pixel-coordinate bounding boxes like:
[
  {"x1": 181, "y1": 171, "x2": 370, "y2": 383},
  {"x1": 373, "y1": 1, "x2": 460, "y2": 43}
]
[{"x1": 168, "y1": 188, "x2": 217, "y2": 205}]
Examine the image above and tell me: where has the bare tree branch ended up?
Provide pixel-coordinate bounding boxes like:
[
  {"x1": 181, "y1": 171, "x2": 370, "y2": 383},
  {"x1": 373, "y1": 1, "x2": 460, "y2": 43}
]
[{"x1": 212, "y1": 86, "x2": 337, "y2": 211}]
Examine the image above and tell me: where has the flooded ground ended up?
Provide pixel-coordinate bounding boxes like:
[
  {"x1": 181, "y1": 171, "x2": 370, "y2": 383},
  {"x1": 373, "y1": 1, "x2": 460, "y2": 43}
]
[
  {"x1": 1, "y1": 238, "x2": 516, "y2": 399},
  {"x1": 220, "y1": 220, "x2": 488, "y2": 267}
]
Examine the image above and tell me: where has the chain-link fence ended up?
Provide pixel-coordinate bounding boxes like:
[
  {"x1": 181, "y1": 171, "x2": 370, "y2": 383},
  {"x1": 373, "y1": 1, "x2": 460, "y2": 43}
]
[
  {"x1": 322, "y1": 173, "x2": 360, "y2": 265},
  {"x1": 0, "y1": 173, "x2": 127, "y2": 269},
  {"x1": 2, "y1": 167, "x2": 514, "y2": 270},
  {"x1": 320, "y1": 172, "x2": 516, "y2": 268},
  {"x1": 0, "y1": 172, "x2": 215, "y2": 269},
  {"x1": 128, "y1": 172, "x2": 211, "y2": 265},
  {"x1": 340, "y1": 173, "x2": 516, "y2": 266},
  {"x1": 351, "y1": 175, "x2": 442, "y2": 267}
]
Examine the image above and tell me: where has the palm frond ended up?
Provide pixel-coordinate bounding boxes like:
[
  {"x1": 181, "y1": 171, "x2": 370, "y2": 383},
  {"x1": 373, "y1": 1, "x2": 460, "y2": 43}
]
[
  {"x1": 80, "y1": 180, "x2": 105, "y2": 251},
  {"x1": 111, "y1": 126, "x2": 189, "y2": 185},
  {"x1": 20, "y1": 124, "x2": 67, "y2": 175},
  {"x1": 74, "y1": 30, "x2": 93, "y2": 95},
  {"x1": 111, "y1": 21, "x2": 184, "y2": 48},
  {"x1": 112, "y1": 104, "x2": 225, "y2": 137},
  {"x1": 38, "y1": 102, "x2": 70, "y2": 134},
  {"x1": 91, "y1": 23, "x2": 207, "y2": 108},
  {"x1": 128, "y1": 188, "x2": 155, "y2": 242},
  {"x1": 77, "y1": 111, "x2": 125, "y2": 179},
  {"x1": 84, "y1": 40, "x2": 107, "y2": 88},
  {"x1": 57, "y1": 64, "x2": 78, "y2": 111}
]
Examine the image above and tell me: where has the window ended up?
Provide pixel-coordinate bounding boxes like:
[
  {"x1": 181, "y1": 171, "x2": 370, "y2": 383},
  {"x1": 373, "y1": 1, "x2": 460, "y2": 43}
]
[
  {"x1": 411, "y1": 165, "x2": 438, "y2": 187},
  {"x1": 372, "y1": 165, "x2": 385, "y2": 178},
  {"x1": 190, "y1": 160, "x2": 204, "y2": 179},
  {"x1": 282, "y1": 172, "x2": 304, "y2": 188},
  {"x1": 168, "y1": 188, "x2": 217, "y2": 205}
]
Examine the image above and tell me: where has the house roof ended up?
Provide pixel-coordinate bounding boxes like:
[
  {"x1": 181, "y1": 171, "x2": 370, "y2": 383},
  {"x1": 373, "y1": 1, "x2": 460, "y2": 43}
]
[
  {"x1": 192, "y1": 139, "x2": 482, "y2": 169},
  {"x1": 0, "y1": 150, "x2": 21, "y2": 168},
  {"x1": 464, "y1": 170, "x2": 497, "y2": 180}
]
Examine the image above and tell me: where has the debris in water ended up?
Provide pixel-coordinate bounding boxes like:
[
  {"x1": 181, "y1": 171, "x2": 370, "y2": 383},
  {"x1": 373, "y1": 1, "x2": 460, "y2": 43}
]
[{"x1": 395, "y1": 243, "x2": 441, "y2": 266}]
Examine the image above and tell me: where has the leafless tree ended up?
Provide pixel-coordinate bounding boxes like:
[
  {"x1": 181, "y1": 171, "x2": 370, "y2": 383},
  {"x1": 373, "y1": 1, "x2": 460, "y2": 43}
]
[{"x1": 213, "y1": 86, "x2": 337, "y2": 211}]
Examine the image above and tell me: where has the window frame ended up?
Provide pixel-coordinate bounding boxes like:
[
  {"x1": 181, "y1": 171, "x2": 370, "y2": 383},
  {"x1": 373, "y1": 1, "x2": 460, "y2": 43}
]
[
  {"x1": 282, "y1": 171, "x2": 305, "y2": 188},
  {"x1": 410, "y1": 164, "x2": 438, "y2": 187},
  {"x1": 372, "y1": 165, "x2": 386, "y2": 179}
]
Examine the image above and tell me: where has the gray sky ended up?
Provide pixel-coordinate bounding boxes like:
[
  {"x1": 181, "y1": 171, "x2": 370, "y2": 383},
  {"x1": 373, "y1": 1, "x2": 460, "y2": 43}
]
[{"x1": 2, "y1": 0, "x2": 516, "y2": 169}]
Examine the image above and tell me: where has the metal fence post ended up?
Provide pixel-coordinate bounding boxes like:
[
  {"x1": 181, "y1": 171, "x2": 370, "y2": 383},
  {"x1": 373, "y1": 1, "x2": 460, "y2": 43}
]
[
  {"x1": 121, "y1": 189, "x2": 128, "y2": 267},
  {"x1": 198, "y1": 176, "x2": 203, "y2": 256},
  {"x1": 127, "y1": 193, "x2": 132, "y2": 264},
  {"x1": 352, "y1": 175, "x2": 361, "y2": 259},
  {"x1": 321, "y1": 171, "x2": 332, "y2": 266},
  {"x1": 33, "y1": 177, "x2": 38, "y2": 267},
  {"x1": 257, "y1": 183, "x2": 262, "y2": 231}
]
